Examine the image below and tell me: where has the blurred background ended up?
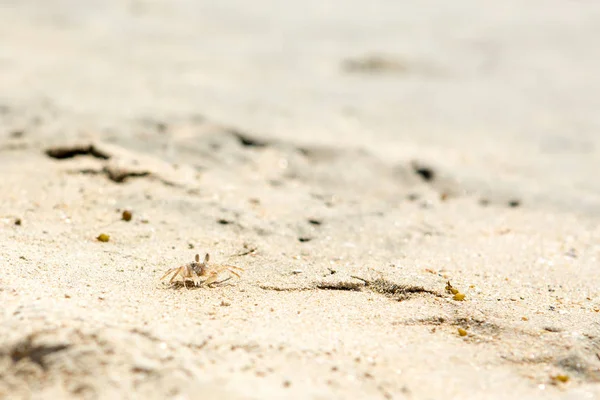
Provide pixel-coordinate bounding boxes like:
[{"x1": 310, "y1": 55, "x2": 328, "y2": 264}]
[{"x1": 1, "y1": 0, "x2": 599, "y2": 213}]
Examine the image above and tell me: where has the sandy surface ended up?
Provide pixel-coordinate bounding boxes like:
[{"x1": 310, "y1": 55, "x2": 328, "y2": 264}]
[{"x1": 1, "y1": 1, "x2": 600, "y2": 399}]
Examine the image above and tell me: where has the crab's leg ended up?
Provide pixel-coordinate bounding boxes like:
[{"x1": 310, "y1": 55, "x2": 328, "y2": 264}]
[
  {"x1": 183, "y1": 266, "x2": 196, "y2": 289},
  {"x1": 194, "y1": 271, "x2": 203, "y2": 287},
  {"x1": 160, "y1": 268, "x2": 174, "y2": 281},
  {"x1": 217, "y1": 265, "x2": 243, "y2": 274},
  {"x1": 160, "y1": 268, "x2": 177, "y2": 281},
  {"x1": 227, "y1": 269, "x2": 241, "y2": 279},
  {"x1": 169, "y1": 267, "x2": 184, "y2": 284},
  {"x1": 213, "y1": 277, "x2": 232, "y2": 286},
  {"x1": 204, "y1": 272, "x2": 221, "y2": 286},
  {"x1": 218, "y1": 265, "x2": 242, "y2": 278}
]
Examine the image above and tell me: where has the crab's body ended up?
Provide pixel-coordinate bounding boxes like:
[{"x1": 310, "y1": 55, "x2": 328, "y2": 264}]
[{"x1": 160, "y1": 253, "x2": 243, "y2": 288}]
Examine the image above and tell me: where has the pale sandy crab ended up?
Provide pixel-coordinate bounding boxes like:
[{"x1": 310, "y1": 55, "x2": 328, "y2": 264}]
[{"x1": 160, "y1": 253, "x2": 243, "y2": 288}]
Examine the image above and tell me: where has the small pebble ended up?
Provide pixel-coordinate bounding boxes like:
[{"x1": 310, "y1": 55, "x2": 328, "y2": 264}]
[
  {"x1": 453, "y1": 293, "x2": 466, "y2": 301},
  {"x1": 458, "y1": 328, "x2": 468, "y2": 337},
  {"x1": 553, "y1": 374, "x2": 570, "y2": 383},
  {"x1": 97, "y1": 233, "x2": 110, "y2": 242},
  {"x1": 445, "y1": 281, "x2": 459, "y2": 295},
  {"x1": 122, "y1": 210, "x2": 133, "y2": 221}
]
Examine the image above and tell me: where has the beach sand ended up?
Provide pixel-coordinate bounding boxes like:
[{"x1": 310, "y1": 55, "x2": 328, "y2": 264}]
[{"x1": 1, "y1": 1, "x2": 599, "y2": 399}]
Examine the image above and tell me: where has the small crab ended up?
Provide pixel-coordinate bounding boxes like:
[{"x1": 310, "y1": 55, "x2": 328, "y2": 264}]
[{"x1": 160, "y1": 253, "x2": 244, "y2": 288}]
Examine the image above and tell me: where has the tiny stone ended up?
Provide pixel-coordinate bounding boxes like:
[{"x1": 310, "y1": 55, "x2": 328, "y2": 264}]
[
  {"x1": 122, "y1": 210, "x2": 133, "y2": 221},
  {"x1": 508, "y1": 199, "x2": 521, "y2": 208},
  {"x1": 453, "y1": 293, "x2": 466, "y2": 301},
  {"x1": 458, "y1": 328, "x2": 468, "y2": 336},
  {"x1": 97, "y1": 233, "x2": 110, "y2": 242},
  {"x1": 553, "y1": 374, "x2": 570, "y2": 383}
]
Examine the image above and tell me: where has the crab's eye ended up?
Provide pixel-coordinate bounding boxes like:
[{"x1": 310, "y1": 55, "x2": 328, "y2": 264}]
[
  {"x1": 195, "y1": 254, "x2": 200, "y2": 262},
  {"x1": 204, "y1": 253, "x2": 210, "y2": 263}
]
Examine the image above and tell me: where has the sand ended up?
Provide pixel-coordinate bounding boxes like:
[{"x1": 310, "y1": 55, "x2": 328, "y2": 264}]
[{"x1": 1, "y1": 1, "x2": 600, "y2": 399}]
